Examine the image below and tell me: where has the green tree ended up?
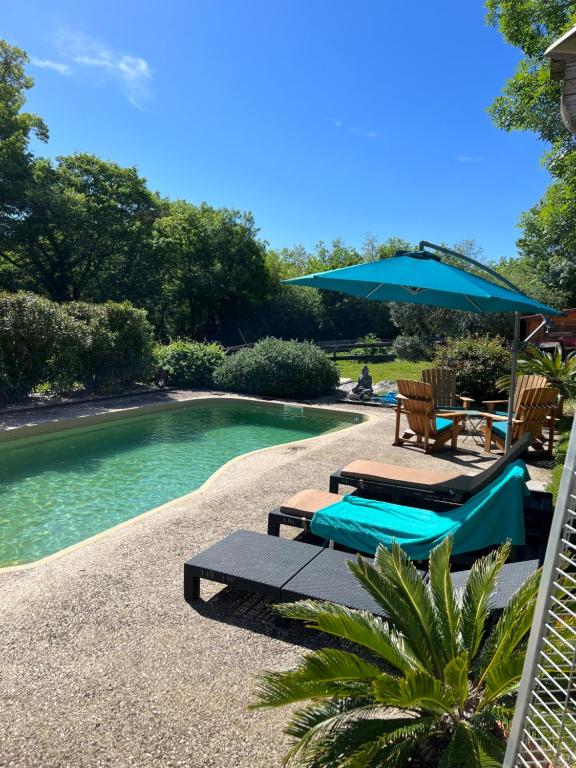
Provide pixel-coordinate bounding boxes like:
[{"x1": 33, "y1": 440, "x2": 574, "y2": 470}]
[
  {"x1": 253, "y1": 538, "x2": 540, "y2": 768},
  {"x1": 2, "y1": 153, "x2": 162, "y2": 302},
  {"x1": 486, "y1": 2, "x2": 576, "y2": 306},
  {"x1": 0, "y1": 41, "x2": 48, "y2": 263},
  {"x1": 153, "y1": 200, "x2": 272, "y2": 338}
]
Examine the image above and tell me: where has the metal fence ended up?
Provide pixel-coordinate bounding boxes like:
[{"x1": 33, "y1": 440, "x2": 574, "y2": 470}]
[{"x1": 504, "y1": 418, "x2": 576, "y2": 767}]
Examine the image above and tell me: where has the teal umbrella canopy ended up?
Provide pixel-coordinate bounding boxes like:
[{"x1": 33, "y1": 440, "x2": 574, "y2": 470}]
[{"x1": 283, "y1": 250, "x2": 561, "y2": 316}]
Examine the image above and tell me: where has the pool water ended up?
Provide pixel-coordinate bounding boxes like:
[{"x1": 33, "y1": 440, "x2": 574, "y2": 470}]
[{"x1": 0, "y1": 401, "x2": 360, "y2": 567}]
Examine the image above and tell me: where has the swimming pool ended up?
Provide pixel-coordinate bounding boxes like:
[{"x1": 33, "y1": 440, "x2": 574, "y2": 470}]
[{"x1": 0, "y1": 399, "x2": 362, "y2": 567}]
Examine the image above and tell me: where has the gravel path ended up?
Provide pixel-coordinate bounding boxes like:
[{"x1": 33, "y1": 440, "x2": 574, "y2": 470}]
[{"x1": 0, "y1": 392, "x2": 551, "y2": 767}]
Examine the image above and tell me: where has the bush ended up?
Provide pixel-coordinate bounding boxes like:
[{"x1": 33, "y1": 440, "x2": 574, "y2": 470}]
[
  {"x1": 0, "y1": 292, "x2": 85, "y2": 399},
  {"x1": 67, "y1": 301, "x2": 154, "y2": 391},
  {"x1": 213, "y1": 337, "x2": 340, "y2": 399},
  {"x1": 434, "y1": 334, "x2": 511, "y2": 402},
  {"x1": 391, "y1": 334, "x2": 432, "y2": 362},
  {"x1": 154, "y1": 340, "x2": 225, "y2": 387}
]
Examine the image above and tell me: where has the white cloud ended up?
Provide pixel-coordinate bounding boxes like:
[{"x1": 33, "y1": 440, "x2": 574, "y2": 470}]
[
  {"x1": 31, "y1": 57, "x2": 71, "y2": 75},
  {"x1": 56, "y1": 29, "x2": 153, "y2": 108},
  {"x1": 456, "y1": 155, "x2": 482, "y2": 164},
  {"x1": 332, "y1": 118, "x2": 379, "y2": 139}
]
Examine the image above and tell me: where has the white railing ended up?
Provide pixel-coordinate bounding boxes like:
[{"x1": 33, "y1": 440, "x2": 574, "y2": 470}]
[{"x1": 504, "y1": 418, "x2": 576, "y2": 767}]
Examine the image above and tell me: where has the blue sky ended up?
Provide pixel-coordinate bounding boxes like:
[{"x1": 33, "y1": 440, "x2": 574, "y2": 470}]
[{"x1": 4, "y1": 1, "x2": 549, "y2": 260}]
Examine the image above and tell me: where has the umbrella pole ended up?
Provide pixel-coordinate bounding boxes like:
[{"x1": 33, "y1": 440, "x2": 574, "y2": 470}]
[{"x1": 505, "y1": 312, "x2": 521, "y2": 453}]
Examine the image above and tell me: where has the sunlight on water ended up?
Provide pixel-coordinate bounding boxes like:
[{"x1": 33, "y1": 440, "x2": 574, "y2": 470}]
[{"x1": 0, "y1": 402, "x2": 360, "y2": 567}]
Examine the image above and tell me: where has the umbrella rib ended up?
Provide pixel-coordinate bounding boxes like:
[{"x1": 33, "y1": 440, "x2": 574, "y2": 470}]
[
  {"x1": 364, "y1": 282, "x2": 385, "y2": 299},
  {"x1": 464, "y1": 294, "x2": 483, "y2": 311}
]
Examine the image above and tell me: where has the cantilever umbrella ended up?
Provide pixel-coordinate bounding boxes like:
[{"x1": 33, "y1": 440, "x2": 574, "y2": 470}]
[{"x1": 284, "y1": 243, "x2": 562, "y2": 452}]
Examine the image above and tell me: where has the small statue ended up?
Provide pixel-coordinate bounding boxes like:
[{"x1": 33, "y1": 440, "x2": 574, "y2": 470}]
[{"x1": 349, "y1": 365, "x2": 373, "y2": 401}]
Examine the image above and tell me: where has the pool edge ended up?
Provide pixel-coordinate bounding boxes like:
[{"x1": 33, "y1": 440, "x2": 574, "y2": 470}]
[{"x1": 0, "y1": 395, "x2": 376, "y2": 573}]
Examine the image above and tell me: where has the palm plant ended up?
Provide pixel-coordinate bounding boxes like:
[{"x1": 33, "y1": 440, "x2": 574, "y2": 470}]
[
  {"x1": 498, "y1": 344, "x2": 576, "y2": 406},
  {"x1": 252, "y1": 539, "x2": 540, "y2": 768}
]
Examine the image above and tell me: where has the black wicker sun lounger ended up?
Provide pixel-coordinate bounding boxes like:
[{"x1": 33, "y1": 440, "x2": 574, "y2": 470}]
[{"x1": 184, "y1": 530, "x2": 539, "y2": 617}]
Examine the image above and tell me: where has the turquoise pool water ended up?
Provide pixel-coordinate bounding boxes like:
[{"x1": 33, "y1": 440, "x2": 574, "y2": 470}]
[{"x1": 0, "y1": 400, "x2": 360, "y2": 567}]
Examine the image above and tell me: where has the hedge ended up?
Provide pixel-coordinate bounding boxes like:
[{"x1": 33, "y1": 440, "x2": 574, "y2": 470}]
[
  {"x1": 0, "y1": 292, "x2": 154, "y2": 402},
  {"x1": 153, "y1": 340, "x2": 225, "y2": 387},
  {"x1": 213, "y1": 337, "x2": 340, "y2": 398},
  {"x1": 434, "y1": 334, "x2": 511, "y2": 403}
]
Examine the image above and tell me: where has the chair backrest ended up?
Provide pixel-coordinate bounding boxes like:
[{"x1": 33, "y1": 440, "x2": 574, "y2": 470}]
[
  {"x1": 513, "y1": 387, "x2": 559, "y2": 441},
  {"x1": 397, "y1": 379, "x2": 441, "y2": 436},
  {"x1": 513, "y1": 374, "x2": 549, "y2": 411},
  {"x1": 422, "y1": 367, "x2": 456, "y2": 409}
]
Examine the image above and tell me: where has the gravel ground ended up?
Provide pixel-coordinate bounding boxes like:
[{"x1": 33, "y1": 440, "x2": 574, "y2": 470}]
[{"x1": 0, "y1": 391, "x2": 551, "y2": 768}]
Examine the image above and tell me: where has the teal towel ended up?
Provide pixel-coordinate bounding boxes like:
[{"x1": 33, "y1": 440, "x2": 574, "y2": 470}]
[{"x1": 310, "y1": 460, "x2": 530, "y2": 559}]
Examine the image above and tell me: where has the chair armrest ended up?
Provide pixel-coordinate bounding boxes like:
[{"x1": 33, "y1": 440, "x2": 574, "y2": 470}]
[
  {"x1": 440, "y1": 411, "x2": 466, "y2": 420},
  {"x1": 482, "y1": 399, "x2": 508, "y2": 406},
  {"x1": 483, "y1": 413, "x2": 520, "y2": 423},
  {"x1": 458, "y1": 395, "x2": 474, "y2": 407}
]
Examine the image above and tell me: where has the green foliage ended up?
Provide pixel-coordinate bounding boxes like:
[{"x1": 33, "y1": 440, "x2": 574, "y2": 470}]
[
  {"x1": 152, "y1": 200, "x2": 272, "y2": 339},
  {"x1": 2, "y1": 153, "x2": 162, "y2": 303},
  {"x1": 434, "y1": 335, "x2": 511, "y2": 402},
  {"x1": 153, "y1": 340, "x2": 225, "y2": 387},
  {"x1": 0, "y1": 293, "x2": 154, "y2": 401},
  {"x1": 498, "y1": 344, "x2": 576, "y2": 399},
  {"x1": 66, "y1": 301, "x2": 154, "y2": 392},
  {"x1": 486, "y1": 2, "x2": 576, "y2": 308},
  {"x1": 252, "y1": 538, "x2": 540, "y2": 768},
  {"x1": 213, "y1": 337, "x2": 340, "y2": 399},
  {"x1": 0, "y1": 41, "x2": 48, "y2": 254},
  {"x1": 0, "y1": 292, "x2": 83, "y2": 399},
  {"x1": 391, "y1": 334, "x2": 432, "y2": 362}
]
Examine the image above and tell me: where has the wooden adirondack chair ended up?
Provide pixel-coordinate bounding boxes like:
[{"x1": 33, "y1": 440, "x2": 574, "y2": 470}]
[
  {"x1": 394, "y1": 379, "x2": 465, "y2": 453},
  {"x1": 421, "y1": 367, "x2": 474, "y2": 410},
  {"x1": 483, "y1": 374, "x2": 550, "y2": 414},
  {"x1": 484, "y1": 386, "x2": 559, "y2": 456}
]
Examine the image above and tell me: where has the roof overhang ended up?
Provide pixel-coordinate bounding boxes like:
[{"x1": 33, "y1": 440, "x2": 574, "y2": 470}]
[{"x1": 545, "y1": 24, "x2": 576, "y2": 80}]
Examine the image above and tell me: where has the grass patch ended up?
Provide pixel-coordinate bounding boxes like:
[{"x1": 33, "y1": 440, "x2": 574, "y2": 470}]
[
  {"x1": 548, "y1": 400, "x2": 575, "y2": 501},
  {"x1": 336, "y1": 358, "x2": 427, "y2": 382}
]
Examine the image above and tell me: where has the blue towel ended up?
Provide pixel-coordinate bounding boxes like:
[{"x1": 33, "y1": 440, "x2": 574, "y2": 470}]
[
  {"x1": 310, "y1": 460, "x2": 529, "y2": 559},
  {"x1": 380, "y1": 391, "x2": 397, "y2": 406}
]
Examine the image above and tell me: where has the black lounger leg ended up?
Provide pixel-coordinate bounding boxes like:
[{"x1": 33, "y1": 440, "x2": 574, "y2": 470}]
[
  {"x1": 184, "y1": 566, "x2": 201, "y2": 602},
  {"x1": 267, "y1": 511, "x2": 281, "y2": 536},
  {"x1": 329, "y1": 474, "x2": 339, "y2": 494}
]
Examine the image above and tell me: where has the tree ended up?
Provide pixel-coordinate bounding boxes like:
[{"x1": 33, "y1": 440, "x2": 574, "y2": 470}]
[
  {"x1": 253, "y1": 538, "x2": 540, "y2": 768},
  {"x1": 486, "y1": 2, "x2": 576, "y2": 307},
  {"x1": 486, "y1": 1, "x2": 576, "y2": 164},
  {"x1": 0, "y1": 41, "x2": 48, "y2": 253},
  {"x1": 1, "y1": 153, "x2": 162, "y2": 302},
  {"x1": 153, "y1": 201, "x2": 273, "y2": 339}
]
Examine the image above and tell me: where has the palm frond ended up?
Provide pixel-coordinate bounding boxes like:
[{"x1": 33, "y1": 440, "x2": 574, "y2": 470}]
[
  {"x1": 428, "y1": 536, "x2": 460, "y2": 662},
  {"x1": 373, "y1": 669, "x2": 456, "y2": 716},
  {"x1": 443, "y1": 652, "x2": 470, "y2": 714},
  {"x1": 274, "y1": 600, "x2": 417, "y2": 673},
  {"x1": 459, "y1": 543, "x2": 510, "y2": 659},
  {"x1": 478, "y1": 655, "x2": 525, "y2": 709},
  {"x1": 438, "y1": 721, "x2": 502, "y2": 768},
  {"x1": 476, "y1": 568, "x2": 541, "y2": 687},
  {"x1": 350, "y1": 543, "x2": 444, "y2": 676},
  {"x1": 252, "y1": 668, "x2": 372, "y2": 710}
]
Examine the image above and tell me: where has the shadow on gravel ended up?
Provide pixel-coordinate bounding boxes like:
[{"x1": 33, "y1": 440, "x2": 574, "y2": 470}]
[{"x1": 190, "y1": 588, "x2": 347, "y2": 652}]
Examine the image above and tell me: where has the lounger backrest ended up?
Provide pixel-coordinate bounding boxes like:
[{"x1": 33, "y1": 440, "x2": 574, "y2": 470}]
[
  {"x1": 396, "y1": 379, "x2": 441, "y2": 436},
  {"x1": 422, "y1": 367, "x2": 456, "y2": 409},
  {"x1": 467, "y1": 433, "x2": 532, "y2": 494}
]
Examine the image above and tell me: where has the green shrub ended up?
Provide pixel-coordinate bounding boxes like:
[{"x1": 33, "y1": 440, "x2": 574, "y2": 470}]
[
  {"x1": 154, "y1": 340, "x2": 225, "y2": 387},
  {"x1": 0, "y1": 292, "x2": 85, "y2": 399},
  {"x1": 213, "y1": 337, "x2": 340, "y2": 399},
  {"x1": 391, "y1": 334, "x2": 432, "y2": 362},
  {"x1": 434, "y1": 334, "x2": 511, "y2": 402},
  {"x1": 66, "y1": 301, "x2": 154, "y2": 391}
]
